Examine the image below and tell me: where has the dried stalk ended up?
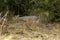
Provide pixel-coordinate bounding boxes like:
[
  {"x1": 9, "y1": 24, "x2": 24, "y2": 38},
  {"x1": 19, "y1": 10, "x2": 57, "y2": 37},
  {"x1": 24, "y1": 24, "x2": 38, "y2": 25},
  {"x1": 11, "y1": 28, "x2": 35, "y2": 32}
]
[{"x1": 0, "y1": 11, "x2": 9, "y2": 35}]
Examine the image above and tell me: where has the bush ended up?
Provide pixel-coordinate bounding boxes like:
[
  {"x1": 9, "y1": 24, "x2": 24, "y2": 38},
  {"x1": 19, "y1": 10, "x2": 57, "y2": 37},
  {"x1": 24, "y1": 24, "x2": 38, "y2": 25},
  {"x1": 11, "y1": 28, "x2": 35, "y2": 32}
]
[{"x1": 0, "y1": 0, "x2": 60, "y2": 22}]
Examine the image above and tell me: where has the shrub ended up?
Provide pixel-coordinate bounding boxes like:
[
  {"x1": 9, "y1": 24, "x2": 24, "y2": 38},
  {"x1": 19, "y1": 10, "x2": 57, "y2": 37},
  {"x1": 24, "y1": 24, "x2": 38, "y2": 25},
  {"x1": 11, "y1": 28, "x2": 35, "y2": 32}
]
[{"x1": 0, "y1": 0, "x2": 60, "y2": 22}]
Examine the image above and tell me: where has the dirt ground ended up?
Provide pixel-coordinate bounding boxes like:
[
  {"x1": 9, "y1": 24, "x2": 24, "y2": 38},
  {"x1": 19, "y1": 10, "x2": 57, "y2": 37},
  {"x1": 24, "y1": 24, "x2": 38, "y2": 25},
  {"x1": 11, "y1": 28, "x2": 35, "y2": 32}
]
[{"x1": 0, "y1": 16, "x2": 60, "y2": 40}]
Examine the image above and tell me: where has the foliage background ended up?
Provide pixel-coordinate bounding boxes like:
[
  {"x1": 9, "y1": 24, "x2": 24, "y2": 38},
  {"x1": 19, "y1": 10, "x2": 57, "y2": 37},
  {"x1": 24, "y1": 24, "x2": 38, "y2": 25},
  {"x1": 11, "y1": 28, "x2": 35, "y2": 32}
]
[{"x1": 0, "y1": 0, "x2": 60, "y2": 22}]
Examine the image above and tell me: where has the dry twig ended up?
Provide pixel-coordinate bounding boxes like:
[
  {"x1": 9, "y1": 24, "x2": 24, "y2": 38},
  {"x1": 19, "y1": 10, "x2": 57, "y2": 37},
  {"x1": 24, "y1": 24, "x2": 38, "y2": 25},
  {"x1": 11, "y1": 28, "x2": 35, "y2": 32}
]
[{"x1": 0, "y1": 11, "x2": 9, "y2": 35}]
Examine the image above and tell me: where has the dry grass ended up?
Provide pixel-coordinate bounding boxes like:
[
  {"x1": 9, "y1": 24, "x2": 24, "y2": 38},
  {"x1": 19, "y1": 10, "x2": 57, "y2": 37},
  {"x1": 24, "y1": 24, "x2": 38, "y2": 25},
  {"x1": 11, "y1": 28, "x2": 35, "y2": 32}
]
[{"x1": 0, "y1": 16, "x2": 60, "y2": 40}]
